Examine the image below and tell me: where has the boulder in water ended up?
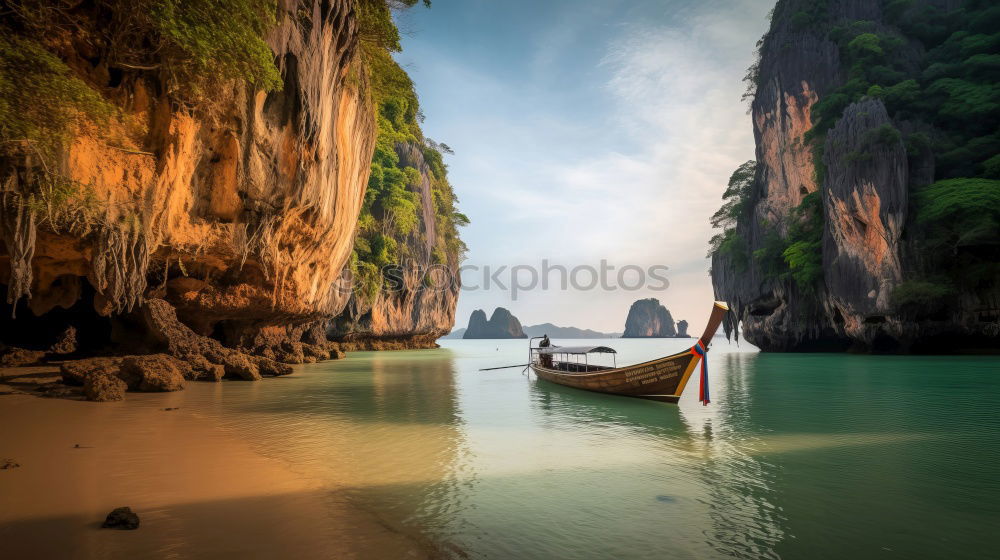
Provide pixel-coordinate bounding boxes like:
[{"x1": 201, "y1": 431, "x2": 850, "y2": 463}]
[
  {"x1": 84, "y1": 374, "x2": 127, "y2": 402},
  {"x1": 119, "y1": 355, "x2": 185, "y2": 392},
  {"x1": 102, "y1": 507, "x2": 140, "y2": 530}
]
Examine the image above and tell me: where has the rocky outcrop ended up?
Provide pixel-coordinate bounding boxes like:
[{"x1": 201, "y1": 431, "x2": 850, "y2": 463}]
[
  {"x1": 823, "y1": 99, "x2": 908, "y2": 339},
  {"x1": 118, "y1": 355, "x2": 186, "y2": 392},
  {"x1": 0, "y1": 347, "x2": 45, "y2": 367},
  {"x1": 61, "y1": 357, "x2": 124, "y2": 386},
  {"x1": 462, "y1": 308, "x2": 526, "y2": 339},
  {"x1": 327, "y1": 142, "x2": 461, "y2": 349},
  {"x1": 676, "y1": 320, "x2": 690, "y2": 338},
  {"x1": 83, "y1": 374, "x2": 127, "y2": 402},
  {"x1": 622, "y1": 299, "x2": 676, "y2": 338},
  {"x1": 53, "y1": 298, "x2": 333, "y2": 399},
  {"x1": 711, "y1": 0, "x2": 999, "y2": 353}
]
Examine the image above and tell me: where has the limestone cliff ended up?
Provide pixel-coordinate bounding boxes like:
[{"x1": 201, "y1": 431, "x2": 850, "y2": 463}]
[
  {"x1": 327, "y1": 143, "x2": 460, "y2": 349},
  {"x1": 711, "y1": 0, "x2": 999, "y2": 353},
  {"x1": 622, "y1": 298, "x2": 676, "y2": 338},
  {"x1": 0, "y1": 1, "x2": 463, "y2": 377},
  {"x1": 462, "y1": 308, "x2": 526, "y2": 339}
]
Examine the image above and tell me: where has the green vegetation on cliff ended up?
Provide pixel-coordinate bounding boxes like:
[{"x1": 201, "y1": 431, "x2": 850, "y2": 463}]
[
  {"x1": 709, "y1": 160, "x2": 754, "y2": 271},
  {"x1": 352, "y1": 0, "x2": 466, "y2": 302},
  {"x1": 145, "y1": 0, "x2": 283, "y2": 93},
  {"x1": 781, "y1": 192, "x2": 824, "y2": 292},
  {"x1": 0, "y1": 0, "x2": 282, "y2": 163},
  {"x1": 902, "y1": 177, "x2": 1000, "y2": 302},
  {"x1": 0, "y1": 33, "x2": 116, "y2": 158},
  {"x1": 806, "y1": 1, "x2": 999, "y2": 181},
  {"x1": 713, "y1": 0, "x2": 999, "y2": 301}
]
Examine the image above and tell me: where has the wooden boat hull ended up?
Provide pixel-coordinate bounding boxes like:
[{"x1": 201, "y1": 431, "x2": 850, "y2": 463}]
[
  {"x1": 529, "y1": 302, "x2": 728, "y2": 403},
  {"x1": 531, "y1": 349, "x2": 699, "y2": 403}
]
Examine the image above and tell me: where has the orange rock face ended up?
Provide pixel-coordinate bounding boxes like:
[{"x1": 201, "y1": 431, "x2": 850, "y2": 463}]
[{"x1": 1, "y1": 1, "x2": 377, "y2": 350}]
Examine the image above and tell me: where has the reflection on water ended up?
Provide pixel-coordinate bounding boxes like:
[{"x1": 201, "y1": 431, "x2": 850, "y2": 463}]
[{"x1": 184, "y1": 339, "x2": 999, "y2": 559}]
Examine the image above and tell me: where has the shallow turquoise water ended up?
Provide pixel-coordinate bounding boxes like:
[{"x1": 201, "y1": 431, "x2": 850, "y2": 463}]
[{"x1": 190, "y1": 338, "x2": 1000, "y2": 559}]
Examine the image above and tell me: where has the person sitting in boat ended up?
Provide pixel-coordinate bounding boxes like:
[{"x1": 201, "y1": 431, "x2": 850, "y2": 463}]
[{"x1": 539, "y1": 335, "x2": 553, "y2": 368}]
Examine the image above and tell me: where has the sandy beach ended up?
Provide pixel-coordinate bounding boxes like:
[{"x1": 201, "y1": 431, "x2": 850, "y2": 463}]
[{"x1": 0, "y1": 377, "x2": 428, "y2": 559}]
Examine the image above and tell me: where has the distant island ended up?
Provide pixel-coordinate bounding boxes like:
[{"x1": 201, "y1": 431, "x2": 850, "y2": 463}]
[
  {"x1": 523, "y1": 324, "x2": 622, "y2": 339},
  {"x1": 461, "y1": 308, "x2": 527, "y2": 339},
  {"x1": 442, "y1": 311, "x2": 620, "y2": 339},
  {"x1": 621, "y1": 298, "x2": 690, "y2": 338}
]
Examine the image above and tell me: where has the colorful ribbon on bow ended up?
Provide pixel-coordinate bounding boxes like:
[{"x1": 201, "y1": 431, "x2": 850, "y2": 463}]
[{"x1": 692, "y1": 341, "x2": 709, "y2": 405}]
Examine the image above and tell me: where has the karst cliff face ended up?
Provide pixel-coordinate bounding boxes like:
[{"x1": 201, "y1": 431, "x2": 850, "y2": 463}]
[
  {"x1": 328, "y1": 143, "x2": 460, "y2": 349},
  {"x1": 0, "y1": 0, "x2": 462, "y2": 369},
  {"x1": 711, "y1": 0, "x2": 999, "y2": 353},
  {"x1": 462, "y1": 308, "x2": 527, "y2": 339}
]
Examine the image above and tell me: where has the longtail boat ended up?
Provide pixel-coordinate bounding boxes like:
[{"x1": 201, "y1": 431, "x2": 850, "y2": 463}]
[{"x1": 529, "y1": 302, "x2": 729, "y2": 404}]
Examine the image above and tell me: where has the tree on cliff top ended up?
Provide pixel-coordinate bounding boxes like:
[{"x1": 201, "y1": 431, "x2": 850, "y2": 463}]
[{"x1": 708, "y1": 160, "x2": 755, "y2": 272}]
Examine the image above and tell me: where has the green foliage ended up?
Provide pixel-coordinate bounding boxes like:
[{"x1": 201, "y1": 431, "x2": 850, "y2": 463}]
[
  {"x1": 1, "y1": 0, "x2": 284, "y2": 162},
  {"x1": 740, "y1": 36, "x2": 764, "y2": 109},
  {"x1": 356, "y1": 0, "x2": 430, "y2": 54},
  {"x1": 864, "y1": 4, "x2": 999, "y2": 179},
  {"x1": 800, "y1": 0, "x2": 1000, "y2": 198},
  {"x1": 848, "y1": 33, "x2": 884, "y2": 58},
  {"x1": 916, "y1": 178, "x2": 1000, "y2": 249},
  {"x1": 882, "y1": 79, "x2": 921, "y2": 112},
  {"x1": 908, "y1": 178, "x2": 999, "y2": 295},
  {"x1": 708, "y1": 160, "x2": 755, "y2": 264},
  {"x1": 710, "y1": 160, "x2": 756, "y2": 230},
  {"x1": 923, "y1": 78, "x2": 999, "y2": 126},
  {"x1": 350, "y1": 253, "x2": 383, "y2": 304},
  {"x1": 785, "y1": 1, "x2": 829, "y2": 31},
  {"x1": 983, "y1": 154, "x2": 1000, "y2": 178},
  {"x1": 149, "y1": 0, "x2": 282, "y2": 92},
  {"x1": 705, "y1": 160, "x2": 818, "y2": 286},
  {"x1": 710, "y1": 229, "x2": 749, "y2": 273},
  {"x1": 6, "y1": 0, "x2": 282, "y2": 99},
  {"x1": 804, "y1": 24, "x2": 907, "y2": 160},
  {"x1": 804, "y1": 93, "x2": 849, "y2": 142},
  {"x1": 0, "y1": 32, "x2": 116, "y2": 157},
  {"x1": 753, "y1": 228, "x2": 789, "y2": 281},
  {"x1": 855, "y1": 123, "x2": 902, "y2": 157},
  {"x1": 352, "y1": 0, "x2": 465, "y2": 299},
  {"x1": 782, "y1": 192, "x2": 824, "y2": 292},
  {"x1": 891, "y1": 280, "x2": 954, "y2": 306},
  {"x1": 890, "y1": 279, "x2": 955, "y2": 318}
]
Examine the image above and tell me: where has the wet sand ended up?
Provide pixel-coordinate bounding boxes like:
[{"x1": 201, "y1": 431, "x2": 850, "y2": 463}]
[{"x1": 0, "y1": 386, "x2": 428, "y2": 559}]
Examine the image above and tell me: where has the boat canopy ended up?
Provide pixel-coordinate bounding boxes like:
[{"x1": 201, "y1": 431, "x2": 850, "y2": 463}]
[{"x1": 536, "y1": 345, "x2": 617, "y2": 355}]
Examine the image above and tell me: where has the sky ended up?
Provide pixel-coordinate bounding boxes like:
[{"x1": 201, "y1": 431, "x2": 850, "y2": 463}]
[{"x1": 395, "y1": 0, "x2": 773, "y2": 334}]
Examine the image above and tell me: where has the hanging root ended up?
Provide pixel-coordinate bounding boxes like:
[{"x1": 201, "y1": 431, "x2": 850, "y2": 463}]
[
  {"x1": 1, "y1": 176, "x2": 37, "y2": 316},
  {"x1": 90, "y1": 216, "x2": 149, "y2": 314}
]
